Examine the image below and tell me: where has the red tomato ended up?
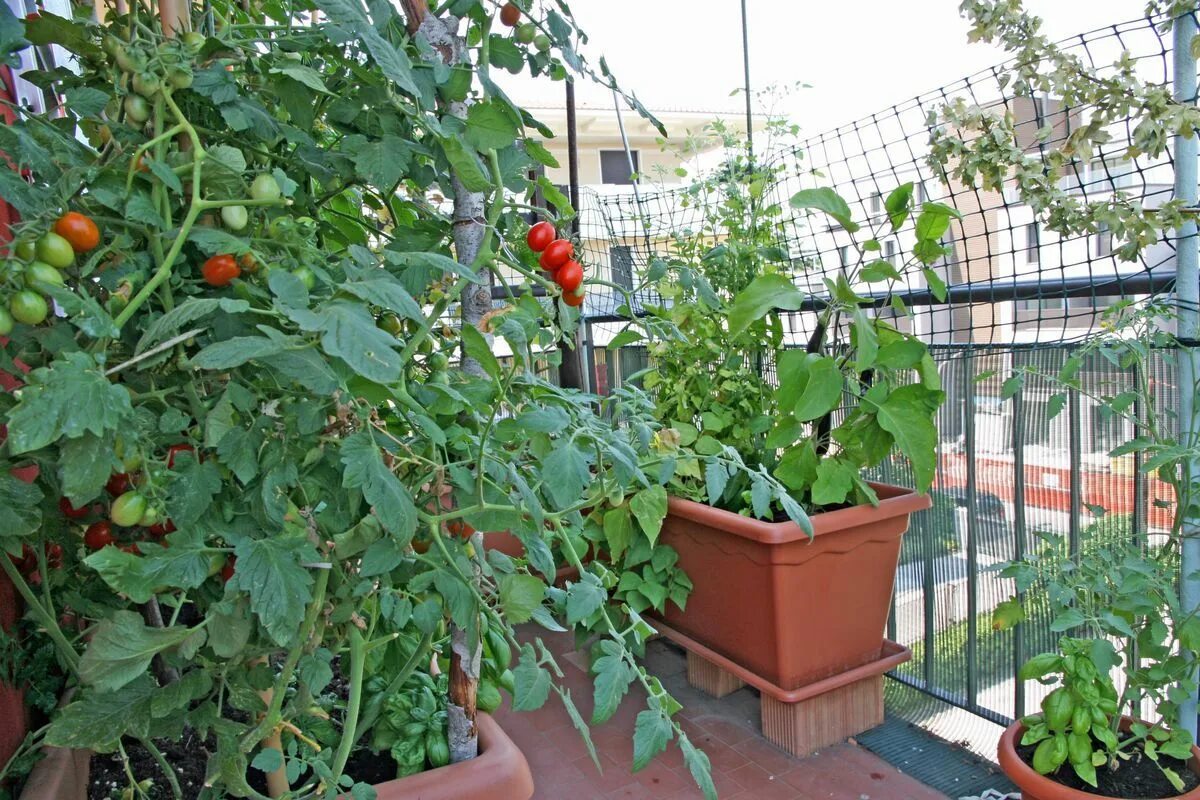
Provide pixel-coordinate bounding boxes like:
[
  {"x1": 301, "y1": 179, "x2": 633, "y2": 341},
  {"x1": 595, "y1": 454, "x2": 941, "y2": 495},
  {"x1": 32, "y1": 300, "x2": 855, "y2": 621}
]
[
  {"x1": 9, "y1": 544, "x2": 36, "y2": 574},
  {"x1": 45, "y1": 543, "x2": 63, "y2": 569},
  {"x1": 120, "y1": 543, "x2": 142, "y2": 555},
  {"x1": 106, "y1": 472, "x2": 131, "y2": 496},
  {"x1": 499, "y1": 2, "x2": 520, "y2": 26},
  {"x1": 564, "y1": 290, "x2": 585, "y2": 307},
  {"x1": 84, "y1": 521, "x2": 116, "y2": 550},
  {"x1": 221, "y1": 557, "x2": 236, "y2": 584},
  {"x1": 539, "y1": 249, "x2": 561, "y2": 272},
  {"x1": 59, "y1": 497, "x2": 91, "y2": 519},
  {"x1": 555, "y1": 260, "x2": 583, "y2": 293},
  {"x1": 446, "y1": 520, "x2": 475, "y2": 538},
  {"x1": 53, "y1": 212, "x2": 101, "y2": 252},
  {"x1": 166, "y1": 443, "x2": 195, "y2": 468},
  {"x1": 201, "y1": 254, "x2": 240, "y2": 286},
  {"x1": 147, "y1": 520, "x2": 176, "y2": 538},
  {"x1": 526, "y1": 221, "x2": 555, "y2": 252},
  {"x1": 541, "y1": 239, "x2": 573, "y2": 270}
]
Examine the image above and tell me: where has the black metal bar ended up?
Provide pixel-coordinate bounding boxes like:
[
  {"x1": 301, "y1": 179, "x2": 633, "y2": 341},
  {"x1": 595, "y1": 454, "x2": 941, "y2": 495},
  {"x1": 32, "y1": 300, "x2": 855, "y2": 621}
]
[
  {"x1": 963, "y1": 351, "x2": 980, "y2": 709},
  {"x1": 1011, "y1": 375, "x2": 1028, "y2": 720},
  {"x1": 557, "y1": 80, "x2": 584, "y2": 391},
  {"x1": 887, "y1": 673, "x2": 1015, "y2": 728},
  {"x1": 740, "y1": 0, "x2": 753, "y2": 163}
]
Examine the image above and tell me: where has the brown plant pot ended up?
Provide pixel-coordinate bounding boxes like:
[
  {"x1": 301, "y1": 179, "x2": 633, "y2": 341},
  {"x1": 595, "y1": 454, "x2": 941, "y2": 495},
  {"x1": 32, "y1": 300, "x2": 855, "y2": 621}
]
[
  {"x1": 0, "y1": 570, "x2": 28, "y2": 772},
  {"x1": 18, "y1": 714, "x2": 533, "y2": 800},
  {"x1": 998, "y1": 718, "x2": 1200, "y2": 800},
  {"x1": 657, "y1": 481, "x2": 930, "y2": 690},
  {"x1": 485, "y1": 531, "x2": 581, "y2": 585}
]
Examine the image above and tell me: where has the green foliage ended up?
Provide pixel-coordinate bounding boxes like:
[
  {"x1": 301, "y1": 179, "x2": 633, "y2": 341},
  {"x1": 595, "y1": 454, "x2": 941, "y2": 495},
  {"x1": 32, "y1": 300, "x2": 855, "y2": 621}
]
[{"x1": 0, "y1": 0, "x2": 727, "y2": 796}]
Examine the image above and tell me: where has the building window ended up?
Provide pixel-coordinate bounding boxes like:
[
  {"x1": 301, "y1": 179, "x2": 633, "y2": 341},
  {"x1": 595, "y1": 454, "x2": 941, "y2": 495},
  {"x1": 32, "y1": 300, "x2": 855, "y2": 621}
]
[
  {"x1": 1025, "y1": 222, "x2": 1039, "y2": 264},
  {"x1": 600, "y1": 150, "x2": 639, "y2": 185},
  {"x1": 1092, "y1": 224, "x2": 1113, "y2": 257},
  {"x1": 838, "y1": 245, "x2": 852, "y2": 267},
  {"x1": 1032, "y1": 95, "x2": 1048, "y2": 125},
  {"x1": 884, "y1": 240, "x2": 897, "y2": 265},
  {"x1": 869, "y1": 192, "x2": 883, "y2": 214},
  {"x1": 915, "y1": 182, "x2": 927, "y2": 204},
  {"x1": 610, "y1": 245, "x2": 634, "y2": 289}
]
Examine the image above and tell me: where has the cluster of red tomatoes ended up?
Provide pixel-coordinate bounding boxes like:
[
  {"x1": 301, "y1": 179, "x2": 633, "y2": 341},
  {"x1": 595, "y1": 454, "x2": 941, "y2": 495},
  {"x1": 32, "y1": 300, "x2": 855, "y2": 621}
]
[
  {"x1": 1, "y1": 211, "x2": 101, "y2": 334},
  {"x1": 526, "y1": 222, "x2": 585, "y2": 307},
  {"x1": 14, "y1": 443, "x2": 236, "y2": 584}
]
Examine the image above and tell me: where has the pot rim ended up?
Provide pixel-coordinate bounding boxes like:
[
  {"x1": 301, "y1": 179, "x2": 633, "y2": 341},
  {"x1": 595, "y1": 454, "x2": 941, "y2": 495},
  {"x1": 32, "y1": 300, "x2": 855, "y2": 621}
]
[
  {"x1": 666, "y1": 481, "x2": 931, "y2": 545},
  {"x1": 998, "y1": 719, "x2": 1200, "y2": 800}
]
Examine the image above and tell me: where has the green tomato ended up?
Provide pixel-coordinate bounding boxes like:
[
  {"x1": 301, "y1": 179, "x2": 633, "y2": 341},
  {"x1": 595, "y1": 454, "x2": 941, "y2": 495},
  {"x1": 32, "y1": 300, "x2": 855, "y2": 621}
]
[
  {"x1": 250, "y1": 173, "x2": 282, "y2": 202},
  {"x1": 35, "y1": 232, "x2": 74, "y2": 269},
  {"x1": 206, "y1": 553, "x2": 227, "y2": 578},
  {"x1": 124, "y1": 94, "x2": 151, "y2": 124},
  {"x1": 166, "y1": 67, "x2": 193, "y2": 90},
  {"x1": 515, "y1": 23, "x2": 537, "y2": 44},
  {"x1": 114, "y1": 437, "x2": 143, "y2": 472},
  {"x1": 181, "y1": 31, "x2": 205, "y2": 53},
  {"x1": 427, "y1": 351, "x2": 449, "y2": 372},
  {"x1": 138, "y1": 505, "x2": 161, "y2": 527},
  {"x1": 533, "y1": 33, "x2": 551, "y2": 52},
  {"x1": 221, "y1": 205, "x2": 249, "y2": 231},
  {"x1": 25, "y1": 261, "x2": 65, "y2": 294},
  {"x1": 14, "y1": 240, "x2": 35, "y2": 261},
  {"x1": 291, "y1": 266, "x2": 316, "y2": 290},
  {"x1": 0, "y1": 307, "x2": 12, "y2": 336},
  {"x1": 131, "y1": 72, "x2": 161, "y2": 97},
  {"x1": 9, "y1": 290, "x2": 48, "y2": 325},
  {"x1": 377, "y1": 312, "x2": 404, "y2": 336},
  {"x1": 113, "y1": 45, "x2": 146, "y2": 74},
  {"x1": 110, "y1": 491, "x2": 148, "y2": 527}
]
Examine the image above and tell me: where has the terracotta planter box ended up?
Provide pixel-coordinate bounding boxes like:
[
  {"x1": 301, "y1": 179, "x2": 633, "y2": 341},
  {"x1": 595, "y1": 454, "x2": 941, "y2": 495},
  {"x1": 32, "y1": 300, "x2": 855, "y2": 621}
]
[
  {"x1": 0, "y1": 570, "x2": 27, "y2": 772},
  {"x1": 486, "y1": 531, "x2": 581, "y2": 585},
  {"x1": 19, "y1": 714, "x2": 533, "y2": 800},
  {"x1": 998, "y1": 718, "x2": 1200, "y2": 800},
  {"x1": 658, "y1": 482, "x2": 930, "y2": 691}
]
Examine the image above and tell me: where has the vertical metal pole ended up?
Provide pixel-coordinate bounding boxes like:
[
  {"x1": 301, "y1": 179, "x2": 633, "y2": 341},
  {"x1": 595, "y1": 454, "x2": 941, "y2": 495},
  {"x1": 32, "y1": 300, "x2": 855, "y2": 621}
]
[
  {"x1": 1012, "y1": 381, "x2": 1028, "y2": 720},
  {"x1": 1174, "y1": 10, "x2": 1200, "y2": 739},
  {"x1": 740, "y1": 0, "x2": 753, "y2": 161},
  {"x1": 558, "y1": 80, "x2": 585, "y2": 391},
  {"x1": 1068, "y1": 384, "x2": 1082, "y2": 557},
  {"x1": 963, "y1": 351, "x2": 979, "y2": 708}
]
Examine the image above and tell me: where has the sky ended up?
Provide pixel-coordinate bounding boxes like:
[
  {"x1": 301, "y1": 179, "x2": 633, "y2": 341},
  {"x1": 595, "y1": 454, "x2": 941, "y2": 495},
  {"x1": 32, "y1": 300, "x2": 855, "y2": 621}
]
[{"x1": 501, "y1": 0, "x2": 1154, "y2": 140}]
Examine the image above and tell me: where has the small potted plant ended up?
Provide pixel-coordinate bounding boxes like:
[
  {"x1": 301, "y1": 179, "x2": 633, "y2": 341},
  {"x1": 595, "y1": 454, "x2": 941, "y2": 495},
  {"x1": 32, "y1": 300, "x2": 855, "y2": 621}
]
[
  {"x1": 610, "y1": 130, "x2": 954, "y2": 697},
  {"x1": 992, "y1": 301, "x2": 1200, "y2": 799}
]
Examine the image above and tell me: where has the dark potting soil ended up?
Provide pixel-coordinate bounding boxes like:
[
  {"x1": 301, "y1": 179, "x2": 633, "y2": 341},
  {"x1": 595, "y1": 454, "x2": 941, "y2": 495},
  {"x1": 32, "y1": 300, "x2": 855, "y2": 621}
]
[
  {"x1": 88, "y1": 732, "x2": 209, "y2": 800},
  {"x1": 1015, "y1": 738, "x2": 1200, "y2": 799}
]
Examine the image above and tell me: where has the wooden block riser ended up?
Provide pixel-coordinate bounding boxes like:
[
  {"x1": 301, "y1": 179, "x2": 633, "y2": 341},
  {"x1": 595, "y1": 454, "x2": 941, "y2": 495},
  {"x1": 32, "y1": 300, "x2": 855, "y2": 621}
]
[
  {"x1": 686, "y1": 652, "x2": 746, "y2": 698},
  {"x1": 760, "y1": 675, "x2": 884, "y2": 757}
]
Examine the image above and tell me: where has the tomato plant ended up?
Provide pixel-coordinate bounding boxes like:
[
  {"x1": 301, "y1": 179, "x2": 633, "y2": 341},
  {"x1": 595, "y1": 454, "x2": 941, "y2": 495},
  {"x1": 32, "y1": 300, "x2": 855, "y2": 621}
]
[{"x1": 0, "y1": 1, "x2": 747, "y2": 797}]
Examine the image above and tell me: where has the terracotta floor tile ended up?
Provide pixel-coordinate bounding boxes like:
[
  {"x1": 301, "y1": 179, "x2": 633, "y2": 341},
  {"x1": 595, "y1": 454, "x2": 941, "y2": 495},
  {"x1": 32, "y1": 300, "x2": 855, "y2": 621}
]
[
  {"x1": 632, "y1": 758, "x2": 692, "y2": 795},
  {"x1": 727, "y1": 763, "x2": 811, "y2": 799},
  {"x1": 731, "y1": 735, "x2": 801, "y2": 777},
  {"x1": 573, "y1": 752, "x2": 642, "y2": 794},
  {"x1": 690, "y1": 715, "x2": 757, "y2": 747}
]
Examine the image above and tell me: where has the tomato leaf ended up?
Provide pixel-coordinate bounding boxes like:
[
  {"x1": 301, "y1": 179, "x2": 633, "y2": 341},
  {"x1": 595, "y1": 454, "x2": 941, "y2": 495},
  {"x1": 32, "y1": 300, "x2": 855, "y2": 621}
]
[
  {"x1": 461, "y1": 324, "x2": 501, "y2": 380},
  {"x1": 603, "y1": 505, "x2": 635, "y2": 561},
  {"x1": 339, "y1": 432, "x2": 417, "y2": 541},
  {"x1": 59, "y1": 431, "x2": 116, "y2": 505},
  {"x1": 591, "y1": 639, "x2": 635, "y2": 724},
  {"x1": 679, "y1": 734, "x2": 718, "y2": 800},
  {"x1": 79, "y1": 610, "x2": 197, "y2": 692},
  {"x1": 498, "y1": 574, "x2": 545, "y2": 624},
  {"x1": 629, "y1": 485, "x2": 667, "y2": 545},
  {"x1": 230, "y1": 535, "x2": 318, "y2": 646},
  {"x1": 512, "y1": 645, "x2": 551, "y2": 711},
  {"x1": 565, "y1": 574, "x2": 606, "y2": 625},
  {"x1": 5, "y1": 351, "x2": 134, "y2": 453},
  {"x1": 632, "y1": 709, "x2": 673, "y2": 772},
  {"x1": 792, "y1": 356, "x2": 843, "y2": 422},
  {"x1": 0, "y1": 474, "x2": 43, "y2": 542},
  {"x1": 44, "y1": 678, "x2": 158, "y2": 750}
]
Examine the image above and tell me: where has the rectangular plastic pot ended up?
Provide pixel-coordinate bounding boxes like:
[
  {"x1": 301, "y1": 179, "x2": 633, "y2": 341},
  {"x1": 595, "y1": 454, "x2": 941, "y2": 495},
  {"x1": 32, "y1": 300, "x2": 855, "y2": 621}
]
[
  {"x1": 18, "y1": 714, "x2": 533, "y2": 800},
  {"x1": 657, "y1": 482, "x2": 931, "y2": 691}
]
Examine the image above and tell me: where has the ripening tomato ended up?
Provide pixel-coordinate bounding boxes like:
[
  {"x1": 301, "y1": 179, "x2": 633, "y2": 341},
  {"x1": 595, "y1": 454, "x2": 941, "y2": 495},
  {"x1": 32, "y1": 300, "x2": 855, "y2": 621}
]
[
  {"x1": 555, "y1": 260, "x2": 583, "y2": 293},
  {"x1": 221, "y1": 557, "x2": 236, "y2": 584},
  {"x1": 564, "y1": 289, "x2": 585, "y2": 307},
  {"x1": 35, "y1": 232, "x2": 75, "y2": 268},
  {"x1": 53, "y1": 212, "x2": 101, "y2": 252},
  {"x1": 499, "y1": 2, "x2": 521, "y2": 26},
  {"x1": 446, "y1": 519, "x2": 475, "y2": 538},
  {"x1": 526, "y1": 221, "x2": 554, "y2": 252},
  {"x1": 9, "y1": 291, "x2": 48, "y2": 325},
  {"x1": 541, "y1": 239, "x2": 573, "y2": 270},
  {"x1": 111, "y1": 492, "x2": 148, "y2": 527},
  {"x1": 516, "y1": 22, "x2": 537, "y2": 44},
  {"x1": 105, "y1": 472, "x2": 132, "y2": 497},
  {"x1": 124, "y1": 94, "x2": 151, "y2": 124},
  {"x1": 45, "y1": 543, "x2": 63, "y2": 569},
  {"x1": 59, "y1": 497, "x2": 91, "y2": 520},
  {"x1": 377, "y1": 312, "x2": 404, "y2": 336},
  {"x1": 147, "y1": 520, "x2": 176, "y2": 538},
  {"x1": 237, "y1": 253, "x2": 258, "y2": 273},
  {"x1": 201, "y1": 254, "x2": 240, "y2": 286},
  {"x1": 86, "y1": 532, "x2": 114, "y2": 554},
  {"x1": 166, "y1": 443, "x2": 195, "y2": 468},
  {"x1": 120, "y1": 542, "x2": 141, "y2": 556}
]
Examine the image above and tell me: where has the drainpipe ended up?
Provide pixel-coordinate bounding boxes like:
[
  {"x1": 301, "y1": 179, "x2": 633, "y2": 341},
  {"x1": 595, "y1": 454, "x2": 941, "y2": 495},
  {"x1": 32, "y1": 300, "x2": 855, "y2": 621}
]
[{"x1": 1173, "y1": 10, "x2": 1200, "y2": 740}]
